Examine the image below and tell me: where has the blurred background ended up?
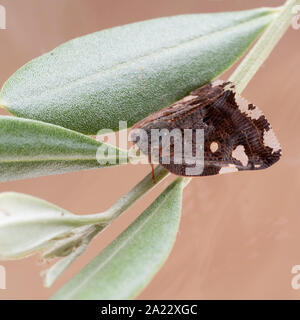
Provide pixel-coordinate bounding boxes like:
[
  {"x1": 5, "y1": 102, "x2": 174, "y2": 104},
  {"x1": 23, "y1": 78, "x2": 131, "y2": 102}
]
[{"x1": 0, "y1": 0, "x2": 299, "y2": 299}]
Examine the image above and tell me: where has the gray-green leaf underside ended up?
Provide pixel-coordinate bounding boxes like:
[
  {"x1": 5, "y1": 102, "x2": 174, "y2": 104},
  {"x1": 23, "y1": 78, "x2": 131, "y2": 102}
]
[
  {"x1": 0, "y1": 8, "x2": 276, "y2": 134},
  {"x1": 0, "y1": 116, "x2": 126, "y2": 182},
  {"x1": 0, "y1": 192, "x2": 102, "y2": 259}
]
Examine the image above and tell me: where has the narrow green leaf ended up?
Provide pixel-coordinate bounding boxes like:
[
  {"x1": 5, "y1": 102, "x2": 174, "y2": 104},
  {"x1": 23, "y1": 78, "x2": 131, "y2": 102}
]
[
  {"x1": 52, "y1": 178, "x2": 184, "y2": 300},
  {"x1": 0, "y1": 116, "x2": 127, "y2": 182},
  {"x1": 1, "y1": 8, "x2": 276, "y2": 134}
]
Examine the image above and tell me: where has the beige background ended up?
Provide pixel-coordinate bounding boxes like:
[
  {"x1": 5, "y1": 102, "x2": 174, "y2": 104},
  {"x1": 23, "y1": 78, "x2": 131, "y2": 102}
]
[{"x1": 0, "y1": 0, "x2": 299, "y2": 300}]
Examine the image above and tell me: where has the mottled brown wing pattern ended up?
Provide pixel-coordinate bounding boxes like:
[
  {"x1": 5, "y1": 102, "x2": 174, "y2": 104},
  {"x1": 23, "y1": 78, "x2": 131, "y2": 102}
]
[{"x1": 131, "y1": 80, "x2": 281, "y2": 177}]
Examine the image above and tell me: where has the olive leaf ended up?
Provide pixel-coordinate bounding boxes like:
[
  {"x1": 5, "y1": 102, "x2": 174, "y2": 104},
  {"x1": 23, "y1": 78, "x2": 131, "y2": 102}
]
[
  {"x1": 52, "y1": 178, "x2": 184, "y2": 300},
  {"x1": 0, "y1": 192, "x2": 111, "y2": 259},
  {"x1": 0, "y1": 8, "x2": 276, "y2": 134},
  {"x1": 0, "y1": 116, "x2": 127, "y2": 182}
]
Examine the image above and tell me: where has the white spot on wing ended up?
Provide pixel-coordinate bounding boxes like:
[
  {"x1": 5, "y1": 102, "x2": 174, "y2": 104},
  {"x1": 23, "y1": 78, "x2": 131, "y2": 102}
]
[
  {"x1": 210, "y1": 141, "x2": 219, "y2": 153},
  {"x1": 181, "y1": 95, "x2": 198, "y2": 103},
  {"x1": 219, "y1": 80, "x2": 263, "y2": 120},
  {"x1": 219, "y1": 164, "x2": 238, "y2": 174},
  {"x1": 211, "y1": 80, "x2": 225, "y2": 87},
  {"x1": 232, "y1": 145, "x2": 248, "y2": 167},
  {"x1": 263, "y1": 128, "x2": 281, "y2": 152},
  {"x1": 234, "y1": 94, "x2": 263, "y2": 120}
]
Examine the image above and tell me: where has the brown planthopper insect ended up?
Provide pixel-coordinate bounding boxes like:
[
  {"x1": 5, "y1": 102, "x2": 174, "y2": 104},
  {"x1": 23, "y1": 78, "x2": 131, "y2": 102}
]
[{"x1": 130, "y1": 80, "x2": 281, "y2": 179}]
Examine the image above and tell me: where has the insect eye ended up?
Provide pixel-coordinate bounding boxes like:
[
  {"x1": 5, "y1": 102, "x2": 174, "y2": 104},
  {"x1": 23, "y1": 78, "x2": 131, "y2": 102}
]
[{"x1": 210, "y1": 141, "x2": 219, "y2": 153}]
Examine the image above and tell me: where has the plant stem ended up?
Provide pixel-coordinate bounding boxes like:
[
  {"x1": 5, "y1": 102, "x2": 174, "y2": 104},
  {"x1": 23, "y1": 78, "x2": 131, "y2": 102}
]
[
  {"x1": 229, "y1": 0, "x2": 300, "y2": 93},
  {"x1": 43, "y1": 165, "x2": 169, "y2": 287},
  {"x1": 80, "y1": 165, "x2": 169, "y2": 224},
  {"x1": 100, "y1": 164, "x2": 169, "y2": 221}
]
